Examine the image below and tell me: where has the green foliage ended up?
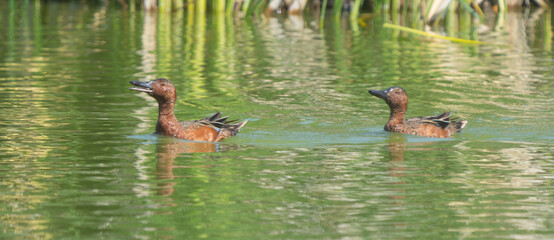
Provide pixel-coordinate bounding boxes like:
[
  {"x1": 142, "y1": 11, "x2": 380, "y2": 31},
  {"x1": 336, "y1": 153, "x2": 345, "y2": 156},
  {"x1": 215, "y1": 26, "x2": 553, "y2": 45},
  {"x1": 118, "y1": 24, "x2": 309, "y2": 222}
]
[{"x1": 132, "y1": 0, "x2": 363, "y2": 20}]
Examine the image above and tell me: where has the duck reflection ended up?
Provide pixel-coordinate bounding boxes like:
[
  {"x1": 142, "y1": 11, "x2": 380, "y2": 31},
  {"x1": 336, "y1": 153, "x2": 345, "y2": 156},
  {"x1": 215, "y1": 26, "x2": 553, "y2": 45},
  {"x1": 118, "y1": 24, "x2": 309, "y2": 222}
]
[
  {"x1": 385, "y1": 135, "x2": 450, "y2": 199},
  {"x1": 153, "y1": 137, "x2": 240, "y2": 196},
  {"x1": 387, "y1": 134, "x2": 408, "y2": 163},
  {"x1": 386, "y1": 134, "x2": 408, "y2": 201}
]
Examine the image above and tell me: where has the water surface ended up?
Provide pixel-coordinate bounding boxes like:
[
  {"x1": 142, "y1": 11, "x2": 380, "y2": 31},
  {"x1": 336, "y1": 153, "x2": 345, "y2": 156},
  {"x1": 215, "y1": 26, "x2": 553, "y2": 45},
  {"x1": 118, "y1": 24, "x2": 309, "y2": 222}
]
[{"x1": 0, "y1": 2, "x2": 553, "y2": 239}]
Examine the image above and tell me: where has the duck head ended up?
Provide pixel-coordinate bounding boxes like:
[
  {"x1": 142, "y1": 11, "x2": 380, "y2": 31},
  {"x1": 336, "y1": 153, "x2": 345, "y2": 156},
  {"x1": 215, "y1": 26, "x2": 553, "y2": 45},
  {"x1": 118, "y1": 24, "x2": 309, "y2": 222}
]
[
  {"x1": 130, "y1": 78, "x2": 177, "y2": 104},
  {"x1": 368, "y1": 87, "x2": 408, "y2": 111}
]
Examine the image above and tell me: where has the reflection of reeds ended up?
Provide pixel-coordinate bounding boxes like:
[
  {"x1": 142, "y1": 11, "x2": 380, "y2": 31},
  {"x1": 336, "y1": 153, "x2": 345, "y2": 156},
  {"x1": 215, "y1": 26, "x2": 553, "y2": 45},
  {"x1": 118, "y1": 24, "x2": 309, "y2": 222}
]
[
  {"x1": 372, "y1": 0, "x2": 548, "y2": 25},
  {"x1": 133, "y1": 0, "x2": 361, "y2": 19},
  {"x1": 130, "y1": 0, "x2": 550, "y2": 31}
]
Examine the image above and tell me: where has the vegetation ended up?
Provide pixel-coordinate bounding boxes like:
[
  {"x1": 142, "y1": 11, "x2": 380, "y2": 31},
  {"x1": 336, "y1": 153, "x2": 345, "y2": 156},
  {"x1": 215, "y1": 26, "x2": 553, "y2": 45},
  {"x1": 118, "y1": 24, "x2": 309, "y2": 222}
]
[
  {"x1": 121, "y1": 0, "x2": 550, "y2": 26},
  {"x1": 104, "y1": 0, "x2": 551, "y2": 45}
]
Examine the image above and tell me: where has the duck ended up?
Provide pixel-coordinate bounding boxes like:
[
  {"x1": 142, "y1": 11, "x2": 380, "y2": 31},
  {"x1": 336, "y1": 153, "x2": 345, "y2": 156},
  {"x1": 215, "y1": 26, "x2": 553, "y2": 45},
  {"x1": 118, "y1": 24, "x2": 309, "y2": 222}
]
[
  {"x1": 368, "y1": 87, "x2": 467, "y2": 138},
  {"x1": 130, "y1": 78, "x2": 247, "y2": 142}
]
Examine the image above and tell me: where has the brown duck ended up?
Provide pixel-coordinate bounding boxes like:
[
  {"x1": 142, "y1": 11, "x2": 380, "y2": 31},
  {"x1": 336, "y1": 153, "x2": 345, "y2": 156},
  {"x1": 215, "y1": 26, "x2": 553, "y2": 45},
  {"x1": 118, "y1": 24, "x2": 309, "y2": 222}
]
[
  {"x1": 130, "y1": 78, "x2": 247, "y2": 142},
  {"x1": 368, "y1": 87, "x2": 467, "y2": 138}
]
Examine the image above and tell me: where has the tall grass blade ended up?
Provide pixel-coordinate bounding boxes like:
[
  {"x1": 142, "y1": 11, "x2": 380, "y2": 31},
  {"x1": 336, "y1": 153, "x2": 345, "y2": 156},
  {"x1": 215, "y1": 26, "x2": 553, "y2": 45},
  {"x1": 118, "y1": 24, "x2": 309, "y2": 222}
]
[
  {"x1": 159, "y1": 0, "x2": 172, "y2": 12},
  {"x1": 334, "y1": 0, "x2": 344, "y2": 19},
  {"x1": 457, "y1": 0, "x2": 480, "y2": 20},
  {"x1": 242, "y1": 0, "x2": 252, "y2": 13},
  {"x1": 173, "y1": 0, "x2": 184, "y2": 10},
  {"x1": 213, "y1": 0, "x2": 226, "y2": 13},
  {"x1": 226, "y1": 0, "x2": 235, "y2": 15},
  {"x1": 320, "y1": 0, "x2": 329, "y2": 28},
  {"x1": 350, "y1": 0, "x2": 363, "y2": 22},
  {"x1": 383, "y1": 23, "x2": 487, "y2": 44}
]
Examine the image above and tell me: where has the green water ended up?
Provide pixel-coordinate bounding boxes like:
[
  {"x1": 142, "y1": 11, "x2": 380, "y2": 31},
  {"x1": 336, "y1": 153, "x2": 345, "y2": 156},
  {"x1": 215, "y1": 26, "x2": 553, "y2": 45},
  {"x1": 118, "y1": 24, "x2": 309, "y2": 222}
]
[{"x1": 1, "y1": 1, "x2": 553, "y2": 239}]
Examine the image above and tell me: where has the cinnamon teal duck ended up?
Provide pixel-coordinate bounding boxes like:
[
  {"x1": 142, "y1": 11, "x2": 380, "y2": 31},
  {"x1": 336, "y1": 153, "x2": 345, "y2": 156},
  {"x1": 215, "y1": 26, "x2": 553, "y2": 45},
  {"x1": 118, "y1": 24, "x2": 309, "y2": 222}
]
[
  {"x1": 130, "y1": 78, "x2": 247, "y2": 142},
  {"x1": 368, "y1": 87, "x2": 467, "y2": 138}
]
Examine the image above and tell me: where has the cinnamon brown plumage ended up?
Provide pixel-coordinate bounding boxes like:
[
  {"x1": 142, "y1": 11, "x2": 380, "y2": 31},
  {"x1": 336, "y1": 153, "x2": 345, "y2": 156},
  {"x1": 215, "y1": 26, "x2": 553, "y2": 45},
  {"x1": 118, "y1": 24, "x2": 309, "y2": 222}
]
[
  {"x1": 368, "y1": 87, "x2": 467, "y2": 138},
  {"x1": 130, "y1": 78, "x2": 247, "y2": 142}
]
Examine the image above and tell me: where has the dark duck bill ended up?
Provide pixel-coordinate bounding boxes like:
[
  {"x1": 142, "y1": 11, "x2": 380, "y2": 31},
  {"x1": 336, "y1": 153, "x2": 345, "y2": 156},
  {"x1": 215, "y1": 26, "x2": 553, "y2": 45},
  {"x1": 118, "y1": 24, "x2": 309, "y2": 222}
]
[
  {"x1": 368, "y1": 89, "x2": 389, "y2": 100},
  {"x1": 129, "y1": 81, "x2": 154, "y2": 93}
]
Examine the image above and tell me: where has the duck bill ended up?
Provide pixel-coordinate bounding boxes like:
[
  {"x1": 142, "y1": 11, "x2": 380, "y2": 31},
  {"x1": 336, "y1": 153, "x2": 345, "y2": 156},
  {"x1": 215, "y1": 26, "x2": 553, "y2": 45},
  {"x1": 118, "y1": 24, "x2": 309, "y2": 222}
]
[
  {"x1": 129, "y1": 81, "x2": 153, "y2": 93},
  {"x1": 368, "y1": 90, "x2": 388, "y2": 100}
]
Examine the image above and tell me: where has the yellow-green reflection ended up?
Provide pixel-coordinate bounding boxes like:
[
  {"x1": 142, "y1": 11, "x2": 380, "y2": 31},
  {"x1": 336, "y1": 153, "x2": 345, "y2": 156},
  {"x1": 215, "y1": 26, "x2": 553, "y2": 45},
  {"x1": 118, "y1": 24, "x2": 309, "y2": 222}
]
[{"x1": 0, "y1": 2, "x2": 552, "y2": 239}]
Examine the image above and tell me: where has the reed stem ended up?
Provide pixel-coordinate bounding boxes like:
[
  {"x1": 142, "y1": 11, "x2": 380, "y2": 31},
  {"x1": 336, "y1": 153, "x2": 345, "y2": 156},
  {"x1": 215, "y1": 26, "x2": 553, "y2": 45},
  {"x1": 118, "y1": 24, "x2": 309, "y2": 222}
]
[
  {"x1": 334, "y1": 0, "x2": 344, "y2": 19},
  {"x1": 226, "y1": 0, "x2": 235, "y2": 15},
  {"x1": 350, "y1": 0, "x2": 363, "y2": 23},
  {"x1": 320, "y1": 0, "x2": 329, "y2": 28}
]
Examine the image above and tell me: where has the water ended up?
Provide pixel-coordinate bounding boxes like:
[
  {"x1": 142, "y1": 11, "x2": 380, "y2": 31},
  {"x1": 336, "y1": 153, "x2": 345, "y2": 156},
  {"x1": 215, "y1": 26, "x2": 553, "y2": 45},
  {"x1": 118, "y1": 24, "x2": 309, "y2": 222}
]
[{"x1": 1, "y1": 1, "x2": 553, "y2": 239}]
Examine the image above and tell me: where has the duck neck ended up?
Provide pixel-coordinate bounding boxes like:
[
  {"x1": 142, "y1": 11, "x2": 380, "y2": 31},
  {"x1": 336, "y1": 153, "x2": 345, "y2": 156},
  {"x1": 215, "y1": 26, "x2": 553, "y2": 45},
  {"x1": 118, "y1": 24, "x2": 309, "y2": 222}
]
[
  {"x1": 155, "y1": 100, "x2": 181, "y2": 135},
  {"x1": 386, "y1": 107, "x2": 406, "y2": 128}
]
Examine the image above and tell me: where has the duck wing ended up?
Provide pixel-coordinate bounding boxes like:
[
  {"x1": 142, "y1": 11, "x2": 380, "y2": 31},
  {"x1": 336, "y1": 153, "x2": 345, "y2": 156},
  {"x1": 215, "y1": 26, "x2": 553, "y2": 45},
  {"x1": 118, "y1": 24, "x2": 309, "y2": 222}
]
[
  {"x1": 404, "y1": 112, "x2": 451, "y2": 129},
  {"x1": 415, "y1": 112, "x2": 467, "y2": 132},
  {"x1": 421, "y1": 112, "x2": 452, "y2": 129},
  {"x1": 177, "y1": 112, "x2": 220, "y2": 130},
  {"x1": 179, "y1": 112, "x2": 242, "y2": 130}
]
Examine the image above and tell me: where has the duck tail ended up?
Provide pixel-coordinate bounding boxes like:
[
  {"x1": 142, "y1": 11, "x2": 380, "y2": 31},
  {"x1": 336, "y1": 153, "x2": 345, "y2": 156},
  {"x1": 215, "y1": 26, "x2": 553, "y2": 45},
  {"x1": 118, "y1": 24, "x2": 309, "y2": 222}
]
[
  {"x1": 216, "y1": 120, "x2": 248, "y2": 141},
  {"x1": 454, "y1": 120, "x2": 468, "y2": 132},
  {"x1": 226, "y1": 120, "x2": 248, "y2": 136}
]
